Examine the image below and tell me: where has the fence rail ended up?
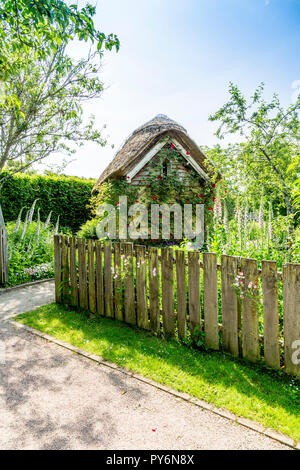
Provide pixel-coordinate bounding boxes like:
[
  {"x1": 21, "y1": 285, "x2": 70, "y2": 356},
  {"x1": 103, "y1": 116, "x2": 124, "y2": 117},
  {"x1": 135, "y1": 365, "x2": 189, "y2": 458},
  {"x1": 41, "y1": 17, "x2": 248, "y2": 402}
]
[
  {"x1": 0, "y1": 228, "x2": 8, "y2": 285},
  {"x1": 54, "y1": 235, "x2": 300, "y2": 378}
]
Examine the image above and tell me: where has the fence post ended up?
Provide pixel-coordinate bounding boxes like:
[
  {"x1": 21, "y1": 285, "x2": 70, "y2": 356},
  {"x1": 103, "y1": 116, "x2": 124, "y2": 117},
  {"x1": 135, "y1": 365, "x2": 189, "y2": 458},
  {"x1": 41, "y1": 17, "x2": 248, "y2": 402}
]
[
  {"x1": 176, "y1": 250, "x2": 186, "y2": 340},
  {"x1": 149, "y1": 247, "x2": 160, "y2": 333},
  {"x1": 136, "y1": 245, "x2": 148, "y2": 329},
  {"x1": 88, "y1": 239, "x2": 96, "y2": 314},
  {"x1": 104, "y1": 240, "x2": 113, "y2": 318},
  {"x1": 203, "y1": 252, "x2": 219, "y2": 350},
  {"x1": 61, "y1": 236, "x2": 70, "y2": 304},
  {"x1": 161, "y1": 247, "x2": 175, "y2": 337},
  {"x1": 240, "y1": 258, "x2": 260, "y2": 363},
  {"x1": 122, "y1": 242, "x2": 136, "y2": 325},
  {"x1": 188, "y1": 251, "x2": 201, "y2": 340},
  {"x1": 221, "y1": 255, "x2": 239, "y2": 357},
  {"x1": 283, "y1": 263, "x2": 300, "y2": 378},
  {"x1": 69, "y1": 237, "x2": 78, "y2": 307},
  {"x1": 95, "y1": 241, "x2": 104, "y2": 316},
  {"x1": 77, "y1": 238, "x2": 88, "y2": 310},
  {"x1": 261, "y1": 260, "x2": 280, "y2": 369},
  {"x1": 114, "y1": 242, "x2": 123, "y2": 321},
  {"x1": 54, "y1": 235, "x2": 62, "y2": 303}
]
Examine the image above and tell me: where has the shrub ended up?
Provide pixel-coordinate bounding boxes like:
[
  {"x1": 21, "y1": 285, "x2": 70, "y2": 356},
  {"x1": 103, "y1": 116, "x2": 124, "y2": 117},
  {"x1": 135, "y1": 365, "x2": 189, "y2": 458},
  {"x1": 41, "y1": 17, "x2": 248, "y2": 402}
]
[
  {"x1": 6, "y1": 202, "x2": 71, "y2": 286},
  {"x1": 0, "y1": 172, "x2": 95, "y2": 232}
]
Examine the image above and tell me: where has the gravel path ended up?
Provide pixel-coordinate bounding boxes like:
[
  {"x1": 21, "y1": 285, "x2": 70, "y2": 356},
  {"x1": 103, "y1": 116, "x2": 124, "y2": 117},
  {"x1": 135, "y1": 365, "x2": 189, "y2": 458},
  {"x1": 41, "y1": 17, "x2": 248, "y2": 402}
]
[{"x1": 0, "y1": 281, "x2": 291, "y2": 450}]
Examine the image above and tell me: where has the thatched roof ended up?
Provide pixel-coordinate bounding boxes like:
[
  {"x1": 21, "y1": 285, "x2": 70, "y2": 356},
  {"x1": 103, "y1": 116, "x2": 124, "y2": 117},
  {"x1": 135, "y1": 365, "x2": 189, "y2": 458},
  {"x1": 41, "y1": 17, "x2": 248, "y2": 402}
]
[{"x1": 93, "y1": 114, "x2": 213, "y2": 192}]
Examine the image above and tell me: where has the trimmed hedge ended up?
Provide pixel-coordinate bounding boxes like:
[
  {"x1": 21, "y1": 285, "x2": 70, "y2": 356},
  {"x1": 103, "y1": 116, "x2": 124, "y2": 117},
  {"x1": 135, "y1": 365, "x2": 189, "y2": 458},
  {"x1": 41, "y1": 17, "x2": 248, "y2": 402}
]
[{"x1": 0, "y1": 172, "x2": 95, "y2": 232}]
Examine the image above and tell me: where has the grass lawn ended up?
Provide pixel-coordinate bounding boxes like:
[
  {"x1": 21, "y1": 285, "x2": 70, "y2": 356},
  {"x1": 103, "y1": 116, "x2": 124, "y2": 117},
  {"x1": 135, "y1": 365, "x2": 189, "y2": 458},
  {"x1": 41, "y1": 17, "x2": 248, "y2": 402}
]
[{"x1": 15, "y1": 303, "x2": 300, "y2": 442}]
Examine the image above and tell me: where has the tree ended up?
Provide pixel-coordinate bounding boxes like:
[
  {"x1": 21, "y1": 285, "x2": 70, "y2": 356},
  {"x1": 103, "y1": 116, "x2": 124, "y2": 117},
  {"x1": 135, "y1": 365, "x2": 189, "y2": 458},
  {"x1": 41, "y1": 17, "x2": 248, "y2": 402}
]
[
  {"x1": 0, "y1": 44, "x2": 106, "y2": 176},
  {"x1": 209, "y1": 83, "x2": 300, "y2": 216},
  {"x1": 0, "y1": 1, "x2": 119, "y2": 65},
  {"x1": 0, "y1": 1, "x2": 120, "y2": 227}
]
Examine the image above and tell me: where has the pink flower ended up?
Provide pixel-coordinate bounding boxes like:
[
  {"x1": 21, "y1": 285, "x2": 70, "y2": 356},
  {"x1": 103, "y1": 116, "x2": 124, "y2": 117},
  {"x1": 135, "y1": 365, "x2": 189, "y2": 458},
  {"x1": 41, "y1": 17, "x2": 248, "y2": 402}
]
[{"x1": 170, "y1": 144, "x2": 175, "y2": 149}]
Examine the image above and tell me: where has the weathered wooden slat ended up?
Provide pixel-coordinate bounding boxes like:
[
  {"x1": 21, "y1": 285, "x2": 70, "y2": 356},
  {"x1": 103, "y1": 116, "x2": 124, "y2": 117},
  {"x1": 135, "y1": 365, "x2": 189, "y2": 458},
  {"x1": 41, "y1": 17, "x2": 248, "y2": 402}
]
[
  {"x1": 54, "y1": 235, "x2": 62, "y2": 303},
  {"x1": 203, "y1": 252, "x2": 219, "y2": 350},
  {"x1": 114, "y1": 242, "x2": 123, "y2": 321},
  {"x1": 221, "y1": 255, "x2": 239, "y2": 357},
  {"x1": 261, "y1": 260, "x2": 280, "y2": 369},
  {"x1": 161, "y1": 247, "x2": 175, "y2": 337},
  {"x1": 122, "y1": 242, "x2": 136, "y2": 325},
  {"x1": 149, "y1": 247, "x2": 160, "y2": 333},
  {"x1": 95, "y1": 241, "x2": 104, "y2": 316},
  {"x1": 77, "y1": 238, "x2": 88, "y2": 310},
  {"x1": 61, "y1": 236, "x2": 70, "y2": 303},
  {"x1": 104, "y1": 240, "x2": 113, "y2": 318},
  {"x1": 176, "y1": 250, "x2": 186, "y2": 339},
  {"x1": 188, "y1": 251, "x2": 201, "y2": 339},
  {"x1": 88, "y1": 239, "x2": 96, "y2": 313},
  {"x1": 283, "y1": 263, "x2": 300, "y2": 378},
  {"x1": 136, "y1": 245, "x2": 148, "y2": 329},
  {"x1": 69, "y1": 237, "x2": 78, "y2": 307},
  {"x1": 240, "y1": 258, "x2": 260, "y2": 363}
]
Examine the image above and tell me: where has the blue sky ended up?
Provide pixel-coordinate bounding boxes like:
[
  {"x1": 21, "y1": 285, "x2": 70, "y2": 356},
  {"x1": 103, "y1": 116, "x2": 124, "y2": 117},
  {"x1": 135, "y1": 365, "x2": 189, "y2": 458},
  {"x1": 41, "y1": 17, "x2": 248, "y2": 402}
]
[{"x1": 49, "y1": 0, "x2": 300, "y2": 178}]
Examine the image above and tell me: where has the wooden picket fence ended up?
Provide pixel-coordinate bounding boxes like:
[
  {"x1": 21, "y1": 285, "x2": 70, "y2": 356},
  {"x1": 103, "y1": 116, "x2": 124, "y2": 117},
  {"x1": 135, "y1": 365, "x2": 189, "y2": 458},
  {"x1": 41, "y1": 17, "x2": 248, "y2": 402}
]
[
  {"x1": 0, "y1": 228, "x2": 8, "y2": 285},
  {"x1": 54, "y1": 235, "x2": 300, "y2": 378}
]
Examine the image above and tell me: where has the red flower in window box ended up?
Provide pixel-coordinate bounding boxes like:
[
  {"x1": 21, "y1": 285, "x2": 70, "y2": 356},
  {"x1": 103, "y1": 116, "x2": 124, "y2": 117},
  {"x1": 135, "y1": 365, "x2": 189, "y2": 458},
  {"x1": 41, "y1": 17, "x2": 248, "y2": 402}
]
[
  {"x1": 185, "y1": 200, "x2": 190, "y2": 204},
  {"x1": 170, "y1": 144, "x2": 175, "y2": 149},
  {"x1": 200, "y1": 194, "x2": 205, "y2": 199},
  {"x1": 208, "y1": 207, "x2": 214, "y2": 211},
  {"x1": 135, "y1": 200, "x2": 139, "y2": 203},
  {"x1": 212, "y1": 183, "x2": 216, "y2": 188},
  {"x1": 213, "y1": 197, "x2": 216, "y2": 202},
  {"x1": 151, "y1": 196, "x2": 157, "y2": 200},
  {"x1": 158, "y1": 175, "x2": 162, "y2": 180},
  {"x1": 186, "y1": 151, "x2": 190, "y2": 156}
]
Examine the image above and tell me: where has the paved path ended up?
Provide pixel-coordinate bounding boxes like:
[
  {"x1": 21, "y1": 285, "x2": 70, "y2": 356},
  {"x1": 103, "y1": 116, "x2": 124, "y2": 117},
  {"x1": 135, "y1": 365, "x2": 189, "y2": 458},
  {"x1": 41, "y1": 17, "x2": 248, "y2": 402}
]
[
  {"x1": 0, "y1": 280, "x2": 55, "y2": 321},
  {"x1": 0, "y1": 282, "x2": 290, "y2": 450}
]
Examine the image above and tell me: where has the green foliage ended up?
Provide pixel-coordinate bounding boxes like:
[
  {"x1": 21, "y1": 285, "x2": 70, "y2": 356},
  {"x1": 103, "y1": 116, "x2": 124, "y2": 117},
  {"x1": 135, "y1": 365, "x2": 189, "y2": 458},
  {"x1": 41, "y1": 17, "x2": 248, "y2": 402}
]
[
  {"x1": 81, "y1": 143, "x2": 226, "y2": 244},
  {"x1": 201, "y1": 198, "x2": 300, "y2": 268},
  {"x1": 7, "y1": 218, "x2": 54, "y2": 286},
  {"x1": 0, "y1": 0, "x2": 119, "y2": 81},
  {"x1": 0, "y1": 41, "x2": 108, "y2": 174},
  {"x1": 0, "y1": 172, "x2": 95, "y2": 232},
  {"x1": 6, "y1": 198, "x2": 71, "y2": 286},
  {"x1": 209, "y1": 83, "x2": 300, "y2": 216}
]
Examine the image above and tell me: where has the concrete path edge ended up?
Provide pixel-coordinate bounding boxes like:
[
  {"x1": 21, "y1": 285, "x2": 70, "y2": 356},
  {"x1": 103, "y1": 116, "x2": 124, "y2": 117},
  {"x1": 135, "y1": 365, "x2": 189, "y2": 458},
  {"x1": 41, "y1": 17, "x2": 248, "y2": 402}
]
[{"x1": 10, "y1": 319, "x2": 299, "y2": 451}]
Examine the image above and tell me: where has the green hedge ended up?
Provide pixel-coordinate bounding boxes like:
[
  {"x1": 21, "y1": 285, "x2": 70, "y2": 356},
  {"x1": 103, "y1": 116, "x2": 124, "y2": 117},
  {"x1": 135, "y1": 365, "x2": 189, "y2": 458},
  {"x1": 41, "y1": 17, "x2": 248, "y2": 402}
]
[{"x1": 0, "y1": 172, "x2": 95, "y2": 232}]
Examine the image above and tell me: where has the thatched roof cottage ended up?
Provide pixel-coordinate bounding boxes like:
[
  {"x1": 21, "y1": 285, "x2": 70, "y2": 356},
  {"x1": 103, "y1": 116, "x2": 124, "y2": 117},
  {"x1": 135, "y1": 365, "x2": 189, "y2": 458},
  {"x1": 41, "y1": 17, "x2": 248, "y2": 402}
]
[{"x1": 93, "y1": 114, "x2": 214, "y2": 192}]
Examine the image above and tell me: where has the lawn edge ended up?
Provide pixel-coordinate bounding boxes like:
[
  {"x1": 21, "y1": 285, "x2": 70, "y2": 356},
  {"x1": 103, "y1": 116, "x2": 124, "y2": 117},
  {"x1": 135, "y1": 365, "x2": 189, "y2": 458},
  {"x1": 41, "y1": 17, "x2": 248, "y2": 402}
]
[
  {"x1": 11, "y1": 319, "x2": 298, "y2": 451},
  {"x1": 0, "y1": 277, "x2": 54, "y2": 295}
]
